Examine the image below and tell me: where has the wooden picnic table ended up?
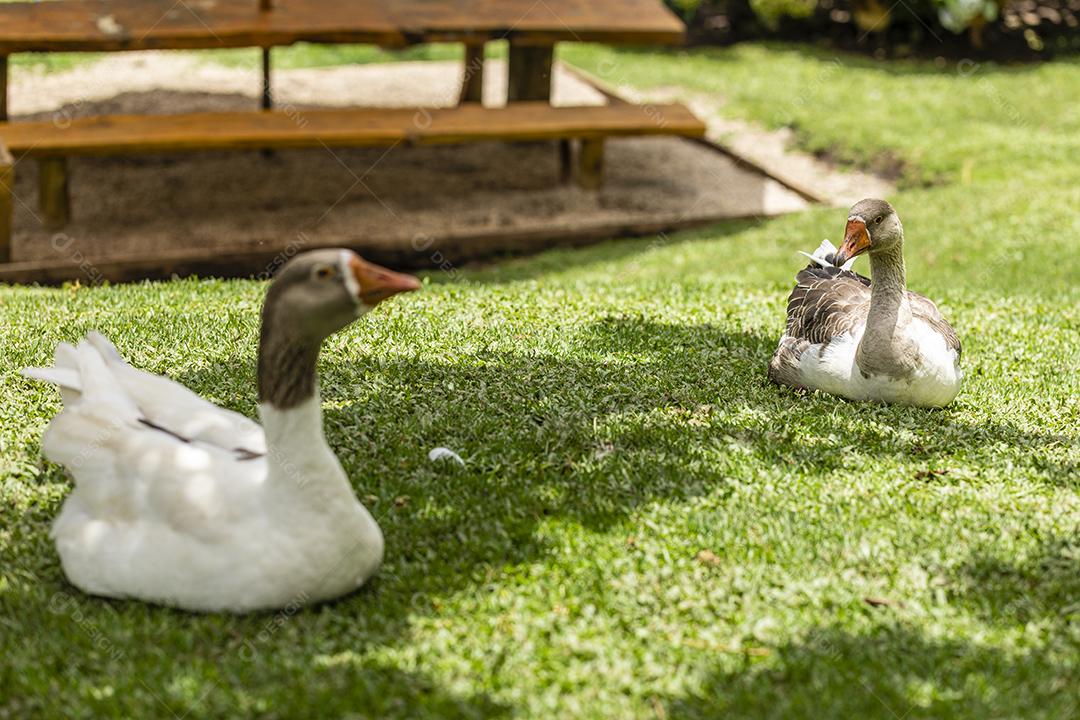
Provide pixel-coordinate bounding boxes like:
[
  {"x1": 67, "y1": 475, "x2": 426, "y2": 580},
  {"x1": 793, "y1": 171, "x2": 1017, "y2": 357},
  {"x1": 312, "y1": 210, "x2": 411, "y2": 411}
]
[
  {"x1": 0, "y1": 0, "x2": 699, "y2": 272},
  {"x1": 0, "y1": 0, "x2": 685, "y2": 116}
]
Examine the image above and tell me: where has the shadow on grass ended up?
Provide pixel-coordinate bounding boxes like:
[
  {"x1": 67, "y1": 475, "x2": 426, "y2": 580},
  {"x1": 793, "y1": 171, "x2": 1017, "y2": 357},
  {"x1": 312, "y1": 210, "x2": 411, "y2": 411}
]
[
  {"x1": 659, "y1": 623, "x2": 1078, "y2": 719},
  {"x1": 949, "y1": 534, "x2": 1080, "y2": 628},
  {"x1": 160, "y1": 315, "x2": 1076, "y2": 623},
  {"x1": 451, "y1": 219, "x2": 764, "y2": 286},
  {"x1": 578, "y1": 316, "x2": 1077, "y2": 479},
  {"x1": 12, "y1": 314, "x2": 1075, "y2": 715},
  {"x1": 177, "y1": 663, "x2": 509, "y2": 720}
]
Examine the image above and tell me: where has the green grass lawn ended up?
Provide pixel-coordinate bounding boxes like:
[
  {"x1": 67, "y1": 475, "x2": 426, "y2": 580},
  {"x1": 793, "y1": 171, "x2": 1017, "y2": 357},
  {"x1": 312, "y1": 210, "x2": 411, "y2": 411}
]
[{"x1": 1, "y1": 44, "x2": 1078, "y2": 719}]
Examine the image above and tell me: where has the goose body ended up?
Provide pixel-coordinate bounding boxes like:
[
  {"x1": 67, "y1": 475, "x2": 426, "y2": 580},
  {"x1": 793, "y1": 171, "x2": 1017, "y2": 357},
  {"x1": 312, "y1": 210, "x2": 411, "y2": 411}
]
[
  {"x1": 24, "y1": 250, "x2": 420, "y2": 612},
  {"x1": 769, "y1": 200, "x2": 962, "y2": 407}
]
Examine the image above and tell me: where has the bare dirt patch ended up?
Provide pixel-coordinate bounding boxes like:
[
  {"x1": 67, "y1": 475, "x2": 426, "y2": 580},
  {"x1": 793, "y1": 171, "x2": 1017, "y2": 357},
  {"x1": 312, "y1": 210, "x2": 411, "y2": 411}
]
[{"x1": 3, "y1": 54, "x2": 882, "y2": 274}]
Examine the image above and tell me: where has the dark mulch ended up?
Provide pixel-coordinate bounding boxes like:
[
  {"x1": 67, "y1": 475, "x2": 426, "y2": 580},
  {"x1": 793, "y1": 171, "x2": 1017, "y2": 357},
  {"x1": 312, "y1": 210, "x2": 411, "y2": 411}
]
[{"x1": 680, "y1": 0, "x2": 1080, "y2": 61}]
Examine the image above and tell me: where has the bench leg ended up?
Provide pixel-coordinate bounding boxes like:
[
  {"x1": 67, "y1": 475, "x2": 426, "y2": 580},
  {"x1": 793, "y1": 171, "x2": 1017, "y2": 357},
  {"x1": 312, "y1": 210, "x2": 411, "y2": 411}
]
[
  {"x1": 558, "y1": 139, "x2": 573, "y2": 184},
  {"x1": 0, "y1": 55, "x2": 8, "y2": 122},
  {"x1": 0, "y1": 143, "x2": 13, "y2": 262},
  {"x1": 261, "y1": 48, "x2": 272, "y2": 110},
  {"x1": 578, "y1": 138, "x2": 604, "y2": 191},
  {"x1": 39, "y1": 157, "x2": 70, "y2": 231},
  {"x1": 459, "y1": 43, "x2": 484, "y2": 104},
  {"x1": 507, "y1": 44, "x2": 553, "y2": 103}
]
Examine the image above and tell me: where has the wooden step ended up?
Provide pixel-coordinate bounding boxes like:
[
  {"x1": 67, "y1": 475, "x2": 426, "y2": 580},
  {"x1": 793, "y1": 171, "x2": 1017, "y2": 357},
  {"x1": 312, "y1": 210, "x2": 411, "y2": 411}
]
[
  {"x1": 0, "y1": 103, "x2": 705, "y2": 156},
  {"x1": 0, "y1": 210, "x2": 726, "y2": 285}
]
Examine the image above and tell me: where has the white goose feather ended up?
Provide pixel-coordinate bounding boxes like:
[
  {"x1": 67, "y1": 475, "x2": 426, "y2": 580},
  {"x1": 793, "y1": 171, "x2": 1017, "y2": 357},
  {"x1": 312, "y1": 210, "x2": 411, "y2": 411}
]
[{"x1": 26, "y1": 333, "x2": 382, "y2": 613}]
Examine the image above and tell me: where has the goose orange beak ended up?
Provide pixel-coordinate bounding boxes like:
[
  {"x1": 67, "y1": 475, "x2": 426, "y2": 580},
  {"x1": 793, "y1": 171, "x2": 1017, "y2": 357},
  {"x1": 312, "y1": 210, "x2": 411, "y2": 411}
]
[
  {"x1": 834, "y1": 217, "x2": 871, "y2": 267},
  {"x1": 349, "y1": 256, "x2": 421, "y2": 306}
]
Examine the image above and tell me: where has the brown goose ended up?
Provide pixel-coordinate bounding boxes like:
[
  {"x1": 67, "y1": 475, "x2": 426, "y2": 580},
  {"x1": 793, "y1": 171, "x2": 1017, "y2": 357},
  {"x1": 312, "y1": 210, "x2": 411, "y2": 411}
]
[{"x1": 768, "y1": 199, "x2": 962, "y2": 407}]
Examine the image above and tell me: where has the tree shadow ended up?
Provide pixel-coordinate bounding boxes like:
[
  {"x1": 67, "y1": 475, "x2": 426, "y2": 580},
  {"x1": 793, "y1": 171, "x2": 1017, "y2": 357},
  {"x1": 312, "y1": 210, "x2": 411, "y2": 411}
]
[
  {"x1": 452, "y1": 219, "x2": 765, "y2": 286},
  {"x1": 660, "y1": 623, "x2": 1078, "y2": 719},
  {"x1": 178, "y1": 663, "x2": 509, "y2": 719},
  {"x1": 948, "y1": 533, "x2": 1080, "y2": 628},
  {"x1": 580, "y1": 315, "x2": 1077, "y2": 481},
  {"x1": 3, "y1": 567, "x2": 509, "y2": 719},
  {"x1": 149, "y1": 315, "x2": 1075, "y2": 644},
  {"x1": 18, "y1": 311, "x2": 1074, "y2": 715},
  {"x1": 167, "y1": 314, "x2": 1075, "y2": 559}
]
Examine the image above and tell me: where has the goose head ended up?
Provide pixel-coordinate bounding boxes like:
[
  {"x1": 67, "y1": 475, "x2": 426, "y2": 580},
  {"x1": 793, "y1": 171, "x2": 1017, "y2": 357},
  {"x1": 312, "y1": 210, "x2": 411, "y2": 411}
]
[
  {"x1": 258, "y1": 249, "x2": 419, "y2": 409},
  {"x1": 262, "y1": 249, "x2": 420, "y2": 346},
  {"x1": 835, "y1": 198, "x2": 904, "y2": 266}
]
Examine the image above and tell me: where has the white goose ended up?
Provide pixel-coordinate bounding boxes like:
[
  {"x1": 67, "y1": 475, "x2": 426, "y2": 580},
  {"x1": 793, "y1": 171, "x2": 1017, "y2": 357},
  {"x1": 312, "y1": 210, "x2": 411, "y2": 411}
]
[
  {"x1": 23, "y1": 249, "x2": 420, "y2": 613},
  {"x1": 768, "y1": 199, "x2": 962, "y2": 407}
]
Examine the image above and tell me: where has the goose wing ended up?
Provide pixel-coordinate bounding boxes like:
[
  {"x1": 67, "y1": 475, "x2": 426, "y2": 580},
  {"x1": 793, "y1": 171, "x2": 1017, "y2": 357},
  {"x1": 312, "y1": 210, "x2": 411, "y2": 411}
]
[
  {"x1": 784, "y1": 265, "x2": 872, "y2": 344},
  {"x1": 37, "y1": 340, "x2": 265, "y2": 541},
  {"x1": 908, "y1": 290, "x2": 961, "y2": 359},
  {"x1": 769, "y1": 265, "x2": 871, "y2": 387},
  {"x1": 24, "y1": 332, "x2": 265, "y2": 457}
]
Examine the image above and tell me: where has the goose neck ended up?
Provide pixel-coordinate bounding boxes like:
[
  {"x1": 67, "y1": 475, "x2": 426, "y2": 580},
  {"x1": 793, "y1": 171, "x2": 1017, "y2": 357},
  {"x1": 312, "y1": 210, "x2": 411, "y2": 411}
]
[
  {"x1": 259, "y1": 390, "x2": 328, "y2": 453},
  {"x1": 257, "y1": 307, "x2": 322, "y2": 410},
  {"x1": 256, "y1": 312, "x2": 347, "y2": 499},
  {"x1": 869, "y1": 245, "x2": 907, "y2": 297},
  {"x1": 864, "y1": 246, "x2": 908, "y2": 336},
  {"x1": 857, "y1": 244, "x2": 916, "y2": 376}
]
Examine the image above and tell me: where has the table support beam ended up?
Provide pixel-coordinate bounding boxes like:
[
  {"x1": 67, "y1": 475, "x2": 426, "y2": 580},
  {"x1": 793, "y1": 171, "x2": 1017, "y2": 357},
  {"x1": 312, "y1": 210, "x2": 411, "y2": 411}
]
[
  {"x1": 578, "y1": 138, "x2": 604, "y2": 191},
  {"x1": 0, "y1": 55, "x2": 8, "y2": 122},
  {"x1": 558, "y1": 138, "x2": 573, "y2": 184},
  {"x1": 507, "y1": 44, "x2": 552, "y2": 103},
  {"x1": 508, "y1": 44, "x2": 562, "y2": 182},
  {"x1": 0, "y1": 143, "x2": 13, "y2": 261},
  {"x1": 459, "y1": 43, "x2": 484, "y2": 104},
  {"x1": 39, "y1": 157, "x2": 70, "y2": 231},
  {"x1": 261, "y1": 48, "x2": 272, "y2": 110}
]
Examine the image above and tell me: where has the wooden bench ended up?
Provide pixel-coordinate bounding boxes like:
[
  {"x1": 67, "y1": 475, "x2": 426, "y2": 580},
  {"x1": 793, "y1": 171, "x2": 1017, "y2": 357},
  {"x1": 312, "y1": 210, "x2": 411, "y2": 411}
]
[{"x1": 0, "y1": 102, "x2": 705, "y2": 257}]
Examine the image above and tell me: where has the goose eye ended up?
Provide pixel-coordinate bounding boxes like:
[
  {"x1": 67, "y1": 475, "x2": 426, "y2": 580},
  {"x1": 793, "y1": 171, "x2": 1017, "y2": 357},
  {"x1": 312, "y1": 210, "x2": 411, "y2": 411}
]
[
  {"x1": 874, "y1": 215, "x2": 884, "y2": 224},
  {"x1": 315, "y1": 266, "x2": 335, "y2": 280}
]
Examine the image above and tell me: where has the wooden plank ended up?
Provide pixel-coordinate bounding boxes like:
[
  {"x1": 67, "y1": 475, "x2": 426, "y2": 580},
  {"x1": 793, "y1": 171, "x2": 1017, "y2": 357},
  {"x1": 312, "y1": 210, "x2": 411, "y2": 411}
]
[
  {"x1": 0, "y1": 210, "x2": 737, "y2": 285},
  {"x1": 390, "y1": 0, "x2": 685, "y2": 45},
  {"x1": 0, "y1": 0, "x2": 403, "y2": 53},
  {"x1": 459, "y1": 43, "x2": 484, "y2": 104},
  {"x1": 0, "y1": 142, "x2": 12, "y2": 262},
  {"x1": 507, "y1": 45, "x2": 553, "y2": 103},
  {"x1": 0, "y1": 104, "x2": 706, "y2": 156},
  {"x1": 578, "y1": 137, "x2": 604, "y2": 190},
  {"x1": 39, "y1": 157, "x2": 71, "y2": 230},
  {"x1": 0, "y1": 0, "x2": 685, "y2": 54}
]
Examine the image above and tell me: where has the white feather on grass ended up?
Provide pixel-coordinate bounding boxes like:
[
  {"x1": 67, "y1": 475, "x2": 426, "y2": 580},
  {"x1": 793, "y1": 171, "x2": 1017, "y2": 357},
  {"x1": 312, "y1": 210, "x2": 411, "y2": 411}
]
[{"x1": 428, "y1": 447, "x2": 465, "y2": 466}]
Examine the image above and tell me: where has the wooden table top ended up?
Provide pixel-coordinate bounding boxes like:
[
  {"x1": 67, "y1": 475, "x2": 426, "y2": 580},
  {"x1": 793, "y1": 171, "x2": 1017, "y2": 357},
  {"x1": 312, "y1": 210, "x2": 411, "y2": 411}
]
[{"x1": 0, "y1": 0, "x2": 686, "y2": 54}]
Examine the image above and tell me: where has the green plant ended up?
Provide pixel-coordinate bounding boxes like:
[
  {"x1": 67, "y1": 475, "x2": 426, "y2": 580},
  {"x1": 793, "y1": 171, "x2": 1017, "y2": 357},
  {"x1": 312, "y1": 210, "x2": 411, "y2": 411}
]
[
  {"x1": 749, "y1": 0, "x2": 818, "y2": 27},
  {"x1": 935, "y1": 0, "x2": 999, "y2": 32}
]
